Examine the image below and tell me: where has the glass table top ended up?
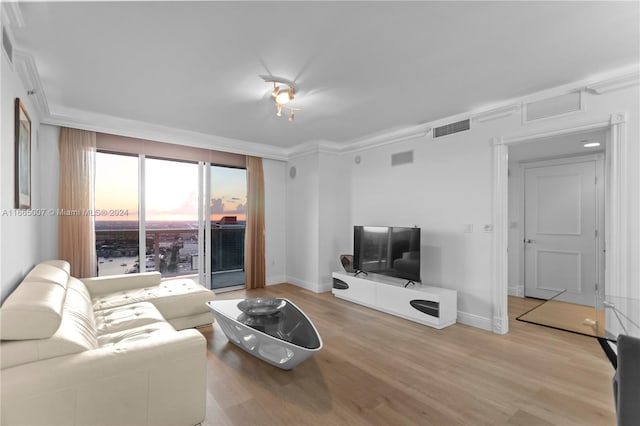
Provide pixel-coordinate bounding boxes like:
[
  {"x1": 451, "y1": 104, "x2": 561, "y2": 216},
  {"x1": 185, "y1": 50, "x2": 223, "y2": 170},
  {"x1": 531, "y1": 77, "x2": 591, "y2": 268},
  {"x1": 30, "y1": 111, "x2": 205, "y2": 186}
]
[{"x1": 516, "y1": 290, "x2": 640, "y2": 342}]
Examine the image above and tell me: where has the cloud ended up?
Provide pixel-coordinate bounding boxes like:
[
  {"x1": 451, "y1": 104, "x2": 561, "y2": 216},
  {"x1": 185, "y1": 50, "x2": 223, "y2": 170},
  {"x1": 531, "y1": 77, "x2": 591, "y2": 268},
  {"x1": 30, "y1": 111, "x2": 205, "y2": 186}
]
[
  {"x1": 211, "y1": 198, "x2": 225, "y2": 214},
  {"x1": 210, "y1": 197, "x2": 246, "y2": 215},
  {"x1": 146, "y1": 191, "x2": 198, "y2": 217}
]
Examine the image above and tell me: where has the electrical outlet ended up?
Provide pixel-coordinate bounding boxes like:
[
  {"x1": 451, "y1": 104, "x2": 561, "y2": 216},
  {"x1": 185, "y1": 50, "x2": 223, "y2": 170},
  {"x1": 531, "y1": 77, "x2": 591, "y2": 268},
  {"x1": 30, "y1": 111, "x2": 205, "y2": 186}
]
[{"x1": 483, "y1": 224, "x2": 494, "y2": 233}]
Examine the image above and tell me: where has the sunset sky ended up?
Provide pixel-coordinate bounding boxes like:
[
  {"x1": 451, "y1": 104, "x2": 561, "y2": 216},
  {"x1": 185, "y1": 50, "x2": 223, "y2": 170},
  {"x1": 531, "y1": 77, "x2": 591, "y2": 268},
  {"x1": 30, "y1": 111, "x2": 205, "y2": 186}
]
[{"x1": 95, "y1": 152, "x2": 247, "y2": 222}]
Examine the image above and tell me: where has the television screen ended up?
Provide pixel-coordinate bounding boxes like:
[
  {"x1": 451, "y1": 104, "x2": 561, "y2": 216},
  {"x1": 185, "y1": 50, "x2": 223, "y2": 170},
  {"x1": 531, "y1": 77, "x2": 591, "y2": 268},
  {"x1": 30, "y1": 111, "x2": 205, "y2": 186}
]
[{"x1": 353, "y1": 226, "x2": 421, "y2": 282}]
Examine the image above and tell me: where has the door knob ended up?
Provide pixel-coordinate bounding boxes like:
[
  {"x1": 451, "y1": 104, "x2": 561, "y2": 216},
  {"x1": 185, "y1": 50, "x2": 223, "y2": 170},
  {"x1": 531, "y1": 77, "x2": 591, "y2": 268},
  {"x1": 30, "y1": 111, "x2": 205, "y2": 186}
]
[{"x1": 524, "y1": 239, "x2": 535, "y2": 244}]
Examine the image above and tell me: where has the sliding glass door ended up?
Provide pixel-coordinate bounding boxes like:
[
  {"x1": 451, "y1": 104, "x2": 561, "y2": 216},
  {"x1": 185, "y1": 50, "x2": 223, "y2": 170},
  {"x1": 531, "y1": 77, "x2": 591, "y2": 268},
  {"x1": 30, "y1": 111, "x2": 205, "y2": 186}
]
[
  {"x1": 209, "y1": 165, "x2": 247, "y2": 289},
  {"x1": 95, "y1": 152, "x2": 139, "y2": 276},
  {"x1": 94, "y1": 152, "x2": 247, "y2": 291},
  {"x1": 144, "y1": 158, "x2": 199, "y2": 278}
]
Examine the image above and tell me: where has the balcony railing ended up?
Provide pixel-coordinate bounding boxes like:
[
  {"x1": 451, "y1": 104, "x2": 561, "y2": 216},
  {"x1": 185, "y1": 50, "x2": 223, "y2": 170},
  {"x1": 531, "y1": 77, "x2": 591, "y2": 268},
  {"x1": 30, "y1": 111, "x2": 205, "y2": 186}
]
[{"x1": 95, "y1": 226, "x2": 245, "y2": 283}]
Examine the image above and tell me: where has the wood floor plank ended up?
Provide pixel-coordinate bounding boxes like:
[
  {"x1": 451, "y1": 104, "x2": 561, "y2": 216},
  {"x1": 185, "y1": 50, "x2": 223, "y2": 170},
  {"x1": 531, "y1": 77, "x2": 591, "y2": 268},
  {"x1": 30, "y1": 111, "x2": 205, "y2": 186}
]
[{"x1": 199, "y1": 284, "x2": 616, "y2": 425}]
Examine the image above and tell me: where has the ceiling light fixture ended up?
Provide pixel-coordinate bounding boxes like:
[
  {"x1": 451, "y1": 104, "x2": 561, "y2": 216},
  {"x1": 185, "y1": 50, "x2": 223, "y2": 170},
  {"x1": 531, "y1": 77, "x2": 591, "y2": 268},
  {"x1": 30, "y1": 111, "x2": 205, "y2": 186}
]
[{"x1": 262, "y1": 76, "x2": 300, "y2": 121}]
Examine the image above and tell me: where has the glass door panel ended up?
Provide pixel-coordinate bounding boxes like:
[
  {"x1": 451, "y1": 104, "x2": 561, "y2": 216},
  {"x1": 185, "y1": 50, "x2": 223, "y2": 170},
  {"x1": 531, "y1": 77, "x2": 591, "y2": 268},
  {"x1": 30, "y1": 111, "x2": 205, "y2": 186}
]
[
  {"x1": 210, "y1": 165, "x2": 247, "y2": 289},
  {"x1": 95, "y1": 152, "x2": 139, "y2": 276},
  {"x1": 145, "y1": 158, "x2": 199, "y2": 278}
]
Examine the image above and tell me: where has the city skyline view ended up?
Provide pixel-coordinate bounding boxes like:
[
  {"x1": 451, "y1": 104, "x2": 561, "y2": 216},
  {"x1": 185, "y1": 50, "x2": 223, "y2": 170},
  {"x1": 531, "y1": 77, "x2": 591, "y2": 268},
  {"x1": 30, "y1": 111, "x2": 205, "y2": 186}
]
[{"x1": 95, "y1": 152, "x2": 247, "y2": 223}]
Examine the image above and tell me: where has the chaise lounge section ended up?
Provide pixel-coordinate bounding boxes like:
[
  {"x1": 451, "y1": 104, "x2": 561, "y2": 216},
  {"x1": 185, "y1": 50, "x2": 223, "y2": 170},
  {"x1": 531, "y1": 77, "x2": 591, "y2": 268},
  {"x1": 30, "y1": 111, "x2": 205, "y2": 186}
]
[{"x1": 0, "y1": 260, "x2": 215, "y2": 425}]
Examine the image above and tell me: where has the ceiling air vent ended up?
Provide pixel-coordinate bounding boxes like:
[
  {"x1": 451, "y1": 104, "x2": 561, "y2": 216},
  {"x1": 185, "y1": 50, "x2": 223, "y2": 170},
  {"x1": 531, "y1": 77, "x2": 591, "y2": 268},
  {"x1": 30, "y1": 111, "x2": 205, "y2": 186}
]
[
  {"x1": 2, "y1": 27, "x2": 13, "y2": 64},
  {"x1": 433, "y1": 119, "x2": 470, "y2": 138}
]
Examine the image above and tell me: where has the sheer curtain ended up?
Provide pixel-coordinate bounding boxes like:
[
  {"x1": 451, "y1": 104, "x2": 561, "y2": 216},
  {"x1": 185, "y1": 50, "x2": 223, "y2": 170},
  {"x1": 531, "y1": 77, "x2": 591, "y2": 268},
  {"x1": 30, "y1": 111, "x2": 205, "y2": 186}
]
[
  {"x1": 58, "y1": 127, "x2": 97, "y2": 278},
  {"x1": 245, "y1": 156, "x2": 266, "y2": 289}
]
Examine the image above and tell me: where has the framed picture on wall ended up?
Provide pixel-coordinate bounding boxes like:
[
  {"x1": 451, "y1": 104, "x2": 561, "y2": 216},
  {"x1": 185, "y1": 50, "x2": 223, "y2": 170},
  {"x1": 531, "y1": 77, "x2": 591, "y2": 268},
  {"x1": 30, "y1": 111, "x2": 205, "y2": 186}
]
[{"x1": 15, "y1": 98, "x2": 31, "y2": 209}]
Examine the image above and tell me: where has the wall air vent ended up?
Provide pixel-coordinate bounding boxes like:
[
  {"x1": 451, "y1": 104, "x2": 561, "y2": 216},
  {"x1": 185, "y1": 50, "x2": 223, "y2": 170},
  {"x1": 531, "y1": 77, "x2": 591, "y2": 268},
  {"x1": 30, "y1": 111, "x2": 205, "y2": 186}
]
[
  {"x1": 391, "y1": 150, "x2": 414, "y2": 166},
  {"x1": 433, "y1": 119, "x2": 470, "y2": 138},
  {"x1": 2, "y1": 26, "x2": 13, "y2": 64}
]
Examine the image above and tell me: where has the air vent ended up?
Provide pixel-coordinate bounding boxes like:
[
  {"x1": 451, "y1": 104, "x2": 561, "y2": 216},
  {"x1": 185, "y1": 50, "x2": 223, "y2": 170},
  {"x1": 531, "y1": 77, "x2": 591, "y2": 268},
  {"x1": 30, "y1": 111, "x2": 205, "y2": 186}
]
[
  {"x1": 391, "y1": 150, "x2": 413, "y2": 166},
  {"x1": 2, "y1": 27, "x2": 13, "y2": 64},
  {"x1": 433, "y1": 119, "x2": 470, "y2": 138}
]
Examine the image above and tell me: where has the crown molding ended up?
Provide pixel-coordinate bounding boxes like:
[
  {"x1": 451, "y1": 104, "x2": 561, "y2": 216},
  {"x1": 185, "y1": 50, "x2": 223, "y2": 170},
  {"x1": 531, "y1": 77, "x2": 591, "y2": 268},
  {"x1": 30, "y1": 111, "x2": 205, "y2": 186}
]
[
  {"x1": 284, "y1": 140, "x2": 342, "y2": 160},
  {"x1": 13, "y1": 49, "x2": 49, "y2": 120},
  {"x1": 472, "y1": 104, "x2": 520, "y2": 123},
  {"x1": 2, "y1": 2, "x2": 25, "y2": 28},
  {"x1": 585, "y1": 71, "x2": 640, "y2": 95},
  {"x1": 44, "y1": 105, "x2": 289, "y2": 161},
  {"x1": 342, "y1": 124, "x2": 431, "y2": 154}
]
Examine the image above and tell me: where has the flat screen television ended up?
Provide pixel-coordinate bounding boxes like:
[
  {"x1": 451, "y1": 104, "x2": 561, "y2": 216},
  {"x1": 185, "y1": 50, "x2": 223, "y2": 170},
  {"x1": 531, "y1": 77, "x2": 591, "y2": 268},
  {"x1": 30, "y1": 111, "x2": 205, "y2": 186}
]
[{"x1": 353, "y1": 226, "x2": 421, "y2": 282}]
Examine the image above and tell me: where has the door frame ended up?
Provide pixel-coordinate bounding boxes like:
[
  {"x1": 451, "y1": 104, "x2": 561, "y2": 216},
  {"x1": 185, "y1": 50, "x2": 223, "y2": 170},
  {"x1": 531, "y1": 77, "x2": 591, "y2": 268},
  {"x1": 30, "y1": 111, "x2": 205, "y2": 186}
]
[
  {"x1": 491, "y1": 113, "x2": 628, "y2": 334},
  {"x1": 520, "y1": 154, "x2": 605, "y2": 303}
]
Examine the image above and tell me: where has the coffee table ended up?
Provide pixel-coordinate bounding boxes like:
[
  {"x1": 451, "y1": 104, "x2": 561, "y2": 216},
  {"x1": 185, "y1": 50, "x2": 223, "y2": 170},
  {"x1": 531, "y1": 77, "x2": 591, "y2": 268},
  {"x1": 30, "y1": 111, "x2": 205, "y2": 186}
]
[{"x1": 207, "y1": 298, "x2": 323, "y2": 370}]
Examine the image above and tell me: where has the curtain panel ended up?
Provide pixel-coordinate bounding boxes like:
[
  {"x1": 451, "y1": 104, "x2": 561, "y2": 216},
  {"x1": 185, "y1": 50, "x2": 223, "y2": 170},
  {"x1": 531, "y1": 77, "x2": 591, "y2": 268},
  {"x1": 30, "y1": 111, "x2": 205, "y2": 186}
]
[
  {"x1": 58, "y1": 128, "x2": 97, "y2": 278},
  {"x1": 245, "y1": 156, "x2": 266, "y2": 289}
]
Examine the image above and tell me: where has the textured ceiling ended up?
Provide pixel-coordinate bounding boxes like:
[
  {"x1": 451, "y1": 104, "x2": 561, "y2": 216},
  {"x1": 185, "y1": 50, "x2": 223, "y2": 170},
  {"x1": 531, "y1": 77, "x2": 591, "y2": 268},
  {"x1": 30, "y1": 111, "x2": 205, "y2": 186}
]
[{"x1": 11, "y1": 1, "x2": 640, "y2": 148}]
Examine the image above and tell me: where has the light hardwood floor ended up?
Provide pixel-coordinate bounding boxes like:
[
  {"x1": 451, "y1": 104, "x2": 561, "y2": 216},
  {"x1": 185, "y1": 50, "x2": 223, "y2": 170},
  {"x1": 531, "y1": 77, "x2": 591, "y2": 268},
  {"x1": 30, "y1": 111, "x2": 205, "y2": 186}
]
[{"x1": 199, "y1": 284, "x2": 615, "y2": 426}]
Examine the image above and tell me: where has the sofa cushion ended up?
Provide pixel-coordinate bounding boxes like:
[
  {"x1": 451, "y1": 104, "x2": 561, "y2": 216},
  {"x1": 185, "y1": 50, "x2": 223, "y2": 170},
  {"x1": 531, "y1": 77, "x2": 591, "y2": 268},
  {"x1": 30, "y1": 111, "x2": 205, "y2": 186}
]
[
  {"x1": 92, "y1": 279, "x2": 214, "y2": 321},
  {"x1": 41, "y1": 259, "x2": 71, "y2": 275},
  {"x1": 94, "y1": 302, "x2": 167, "y2": 335},
  {"x1": 26, "y1": 263, "x2": 70, "y2": 287},
  {"x1": 1, "y1": 277, "x2": 97, "y2": 368},
  {"x1": 1, "y1": 281, "x2": 67, "y2": 340},
  {"x1": 97, "y1": 321, "x2": 176, "y2": 348}
]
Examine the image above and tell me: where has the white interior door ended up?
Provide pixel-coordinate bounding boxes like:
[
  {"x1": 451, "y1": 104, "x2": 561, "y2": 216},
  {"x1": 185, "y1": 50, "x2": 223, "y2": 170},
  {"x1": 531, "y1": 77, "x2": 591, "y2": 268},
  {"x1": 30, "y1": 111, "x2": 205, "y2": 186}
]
[{"x1": 524, "y1": 159, "x2": 600, "y2": 306}]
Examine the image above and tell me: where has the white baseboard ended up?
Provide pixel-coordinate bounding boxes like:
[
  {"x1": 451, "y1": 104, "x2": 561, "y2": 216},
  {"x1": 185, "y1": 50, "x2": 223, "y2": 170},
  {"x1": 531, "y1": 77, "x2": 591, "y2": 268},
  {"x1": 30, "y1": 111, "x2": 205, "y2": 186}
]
[
  {"x1": 508, "y1": 285, "x2": 524, "y2": 297},
  {"x1": 456, "y1": 311, "x2": 492, "y2": 331},
  {"x1": 286, "y1": 276, "x2": 321, "y2": 293},
  {"x1": 318, "y1": 281, "x2": 333, "y2": 293},
  {"x1": 286, "y1": 276, "x2": 334, "y2": 293},
  {"x1": 266, "y1": 275, "x2": 287, "y2": 286}
]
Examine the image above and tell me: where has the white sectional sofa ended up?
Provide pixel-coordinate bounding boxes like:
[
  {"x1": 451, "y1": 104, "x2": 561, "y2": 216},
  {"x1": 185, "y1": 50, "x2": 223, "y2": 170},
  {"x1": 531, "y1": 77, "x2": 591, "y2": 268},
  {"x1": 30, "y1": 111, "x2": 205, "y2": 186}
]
[{"x1": 0, "y1": 260, "x2": 215, "y2": 425}]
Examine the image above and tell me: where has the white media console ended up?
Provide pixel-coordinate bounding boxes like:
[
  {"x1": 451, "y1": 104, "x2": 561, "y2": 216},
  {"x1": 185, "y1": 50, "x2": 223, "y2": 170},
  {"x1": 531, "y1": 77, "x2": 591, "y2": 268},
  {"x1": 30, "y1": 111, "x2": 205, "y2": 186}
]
[{"x1": 332, "y1": 272, "x2": 457, "y2": 329}]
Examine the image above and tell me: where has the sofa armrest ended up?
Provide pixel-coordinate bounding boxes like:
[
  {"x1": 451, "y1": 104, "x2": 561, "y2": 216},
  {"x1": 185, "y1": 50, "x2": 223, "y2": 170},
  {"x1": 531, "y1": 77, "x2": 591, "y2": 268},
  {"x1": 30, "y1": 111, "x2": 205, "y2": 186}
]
[
  {"x1": 81, "y1": 272, "x2": 162, "y2": 296},
  {"x1": 1, "y1": 329, "x2": 206, "y2": 426}
]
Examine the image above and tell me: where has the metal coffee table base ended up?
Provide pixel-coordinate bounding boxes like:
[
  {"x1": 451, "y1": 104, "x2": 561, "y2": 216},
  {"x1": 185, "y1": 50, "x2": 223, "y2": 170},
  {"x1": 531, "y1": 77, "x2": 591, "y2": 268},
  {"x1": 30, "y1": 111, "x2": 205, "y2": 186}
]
[{"x1": 208, "y1": 299, "x2": 323, "y2": 370}]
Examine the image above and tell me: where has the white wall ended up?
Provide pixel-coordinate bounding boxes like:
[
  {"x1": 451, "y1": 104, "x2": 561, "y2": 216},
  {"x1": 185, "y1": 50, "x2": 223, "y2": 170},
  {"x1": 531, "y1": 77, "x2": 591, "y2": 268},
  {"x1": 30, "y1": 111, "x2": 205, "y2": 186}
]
[
  {"x1": 507, "y1": 161, "x2": 524, "y2": 297},
  {"x1": 284, "y1": 80, "x2": 639, "y2": 331},
  {"x1": 263, "y1": 158, "x2": 287, "y2": 285},
  {"x1": 349, "y1": 131, "x2": 496, "y2": 328},
  {"x1": 317, "y1": 152, "x2": 351, "y2": 291},
  {"x1": 285, "y1": 154, "x2": 320, "y2": 290},
  {"x1": 362, "y1": 86, "x2": 638, "y2": 328},
  {"x1": 37, "y1": 124, "x2": 60, "y2": 261},
  {"x1": 1, "y1": 40, "x2": 43, "y2": 302},
  {"x1": 284, "y1": 151, "x2": 352, "y2": 292}
]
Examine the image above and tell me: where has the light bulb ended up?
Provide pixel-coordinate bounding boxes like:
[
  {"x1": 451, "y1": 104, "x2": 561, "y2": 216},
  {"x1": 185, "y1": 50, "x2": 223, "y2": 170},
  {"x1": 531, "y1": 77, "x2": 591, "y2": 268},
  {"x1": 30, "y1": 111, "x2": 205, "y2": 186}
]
[
  {"x1": 275, "y1": 91, "x2": 291, "y2": 104},
  {"x1": 289, "y1": 111, "x2": 294, "y2": 122},
  {"x1": 276, "y1": 104, "x2": 282, "y2": 117},
  {"x1": 271, "y1": 85, "x2": 280, "y2": 98}
]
